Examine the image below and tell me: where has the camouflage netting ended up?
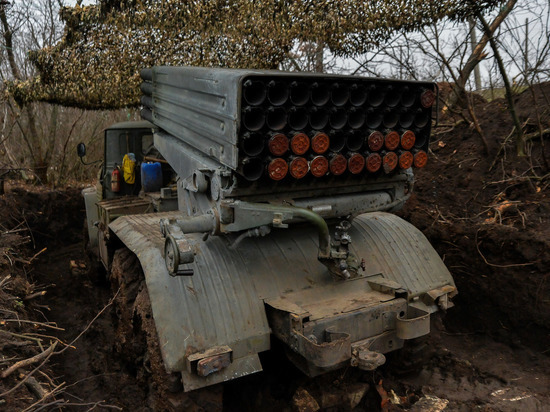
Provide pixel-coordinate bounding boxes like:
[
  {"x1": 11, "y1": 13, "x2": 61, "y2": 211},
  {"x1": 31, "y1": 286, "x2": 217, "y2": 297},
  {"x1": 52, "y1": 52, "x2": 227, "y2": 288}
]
[{"x1": 12, "y1": 0, "x2": 508, "y2": 109}]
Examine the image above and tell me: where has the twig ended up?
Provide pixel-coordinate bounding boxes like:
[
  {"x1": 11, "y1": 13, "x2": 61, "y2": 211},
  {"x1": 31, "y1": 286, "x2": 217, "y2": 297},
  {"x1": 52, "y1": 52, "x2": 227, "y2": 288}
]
[
  {"x1": 475, "y1": 230, "x2": 535, "y2": 268},
  {"x1": 29, "y1": 247, "x2": 47, "y2": 263},
  {"x1": 0, "y1": 319, "x2": 63, "y2": 331},
  {"x1": 489, "y1": 126, "x2": 517, "y2": 171},
  {"x1": 54, "y1": 288, "x2": 120, "y2": 356},
  {"x1": 0, "y1": 275, "x2": 11, "y2": 289},
  {"x1": 0, "y1": 330, "x2": 44, "y2": 346},
  {"x1": 21, "y1": 382, "x2": 66, "y2": 412},
  {"x1": 23, "y1": 291, "x2": 47, "y2": 301},
  {"x1": 1, "y1": 342, "x2": 57, "y2": 378},
  {"x1": 524, "y1": 127, "x2": 550, "y2": 142},
  {"x1": 33, "y1": 400, "x2": 122, "y2": 412},
  {"x1": 0, "y1": 347, "x2": 55, "y2": 397}
]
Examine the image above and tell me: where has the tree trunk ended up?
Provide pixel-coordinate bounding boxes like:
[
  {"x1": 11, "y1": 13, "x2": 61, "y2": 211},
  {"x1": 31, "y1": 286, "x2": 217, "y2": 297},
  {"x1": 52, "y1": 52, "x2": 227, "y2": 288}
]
[
  {"x1": 451, "y1": 0, "x2": 517, "y2": 106},
  {"x1": 478, "y1": 13, "x2": 525, "y2": 156},
  {"x1": 0, "y1": 4, "x2": 49, "y2": 184},
  {"x1": 314, "y1": 41, "x2": 324, "y2": 73}
]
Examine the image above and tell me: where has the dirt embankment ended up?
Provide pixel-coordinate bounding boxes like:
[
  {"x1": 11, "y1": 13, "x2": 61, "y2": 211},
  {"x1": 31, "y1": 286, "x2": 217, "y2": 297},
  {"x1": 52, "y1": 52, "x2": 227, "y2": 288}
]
[{"x1": 400, "y1": 82, "x2": 550, "y2": 350}]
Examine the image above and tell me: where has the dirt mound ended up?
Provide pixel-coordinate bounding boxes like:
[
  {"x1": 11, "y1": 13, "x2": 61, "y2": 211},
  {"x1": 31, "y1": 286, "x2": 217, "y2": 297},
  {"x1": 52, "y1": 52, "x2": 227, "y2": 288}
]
[
  {"x1": 399, "y1": 81, "x2": 550, "y2": 350},
  {"x1": 0, "y1": 184, "x2": 85, "y2": 410}
]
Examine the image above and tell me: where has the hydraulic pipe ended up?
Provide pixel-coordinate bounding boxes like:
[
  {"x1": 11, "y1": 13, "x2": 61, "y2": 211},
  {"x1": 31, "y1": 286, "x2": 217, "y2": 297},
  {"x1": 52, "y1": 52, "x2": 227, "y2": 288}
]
[
  {"x1": 173, "y1": 213, "x2": 217, "y2": 234},
  {"x1": 237, "y1": 203, "x2": 331, "y2": 259}
]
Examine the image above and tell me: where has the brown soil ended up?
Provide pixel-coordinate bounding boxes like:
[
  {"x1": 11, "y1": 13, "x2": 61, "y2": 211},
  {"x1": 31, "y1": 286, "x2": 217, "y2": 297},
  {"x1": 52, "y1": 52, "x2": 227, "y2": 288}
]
[{"x1": 0, "y1": 83, "x2": 549, "y2": 411}]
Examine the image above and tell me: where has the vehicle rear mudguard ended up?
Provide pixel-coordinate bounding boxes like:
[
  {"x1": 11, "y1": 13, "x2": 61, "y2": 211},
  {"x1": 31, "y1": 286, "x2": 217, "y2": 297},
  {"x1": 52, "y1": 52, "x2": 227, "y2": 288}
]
[{"x1": 110, "y1": 211, "x2": 455, "y2": 391}]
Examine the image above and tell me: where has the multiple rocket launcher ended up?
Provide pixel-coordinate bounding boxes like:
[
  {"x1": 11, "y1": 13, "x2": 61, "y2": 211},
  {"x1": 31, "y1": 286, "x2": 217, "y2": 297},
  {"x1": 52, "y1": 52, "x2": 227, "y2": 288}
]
[{"x1": 140, "y1": 67, "x2": 436, "y2": 184}]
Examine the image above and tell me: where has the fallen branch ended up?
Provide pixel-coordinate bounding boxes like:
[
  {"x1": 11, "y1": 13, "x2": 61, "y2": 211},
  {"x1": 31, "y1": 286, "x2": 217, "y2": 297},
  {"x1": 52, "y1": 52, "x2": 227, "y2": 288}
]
[
  {"x1": 524, "y1": 127, "x2": 550, "y2": 142},
  {"x1": 1, "y1": 341, "x2": 57, "y2": 379},
  {"x1": 0, "y1": 346, "x2": 55, "y2": 398},
  {"x1": 24, "y1": 376, "x2": 47, "y2": 400},
  {"x1": 21, "y1": 382, "x2": 66, "y2": 412}
]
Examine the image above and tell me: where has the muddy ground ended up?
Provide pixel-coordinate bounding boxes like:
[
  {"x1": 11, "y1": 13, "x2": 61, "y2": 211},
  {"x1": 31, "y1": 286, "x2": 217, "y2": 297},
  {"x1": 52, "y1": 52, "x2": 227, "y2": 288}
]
[{"x1": 1, "y1": 83, "x2": 549, "y2": 411}]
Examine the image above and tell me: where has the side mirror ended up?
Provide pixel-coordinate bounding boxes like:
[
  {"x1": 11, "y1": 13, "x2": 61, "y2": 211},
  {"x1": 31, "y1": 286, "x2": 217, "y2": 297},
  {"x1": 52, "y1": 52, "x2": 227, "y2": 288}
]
[{"x1": 77, "y1": 143, "x2": 86, "y2": 158}]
